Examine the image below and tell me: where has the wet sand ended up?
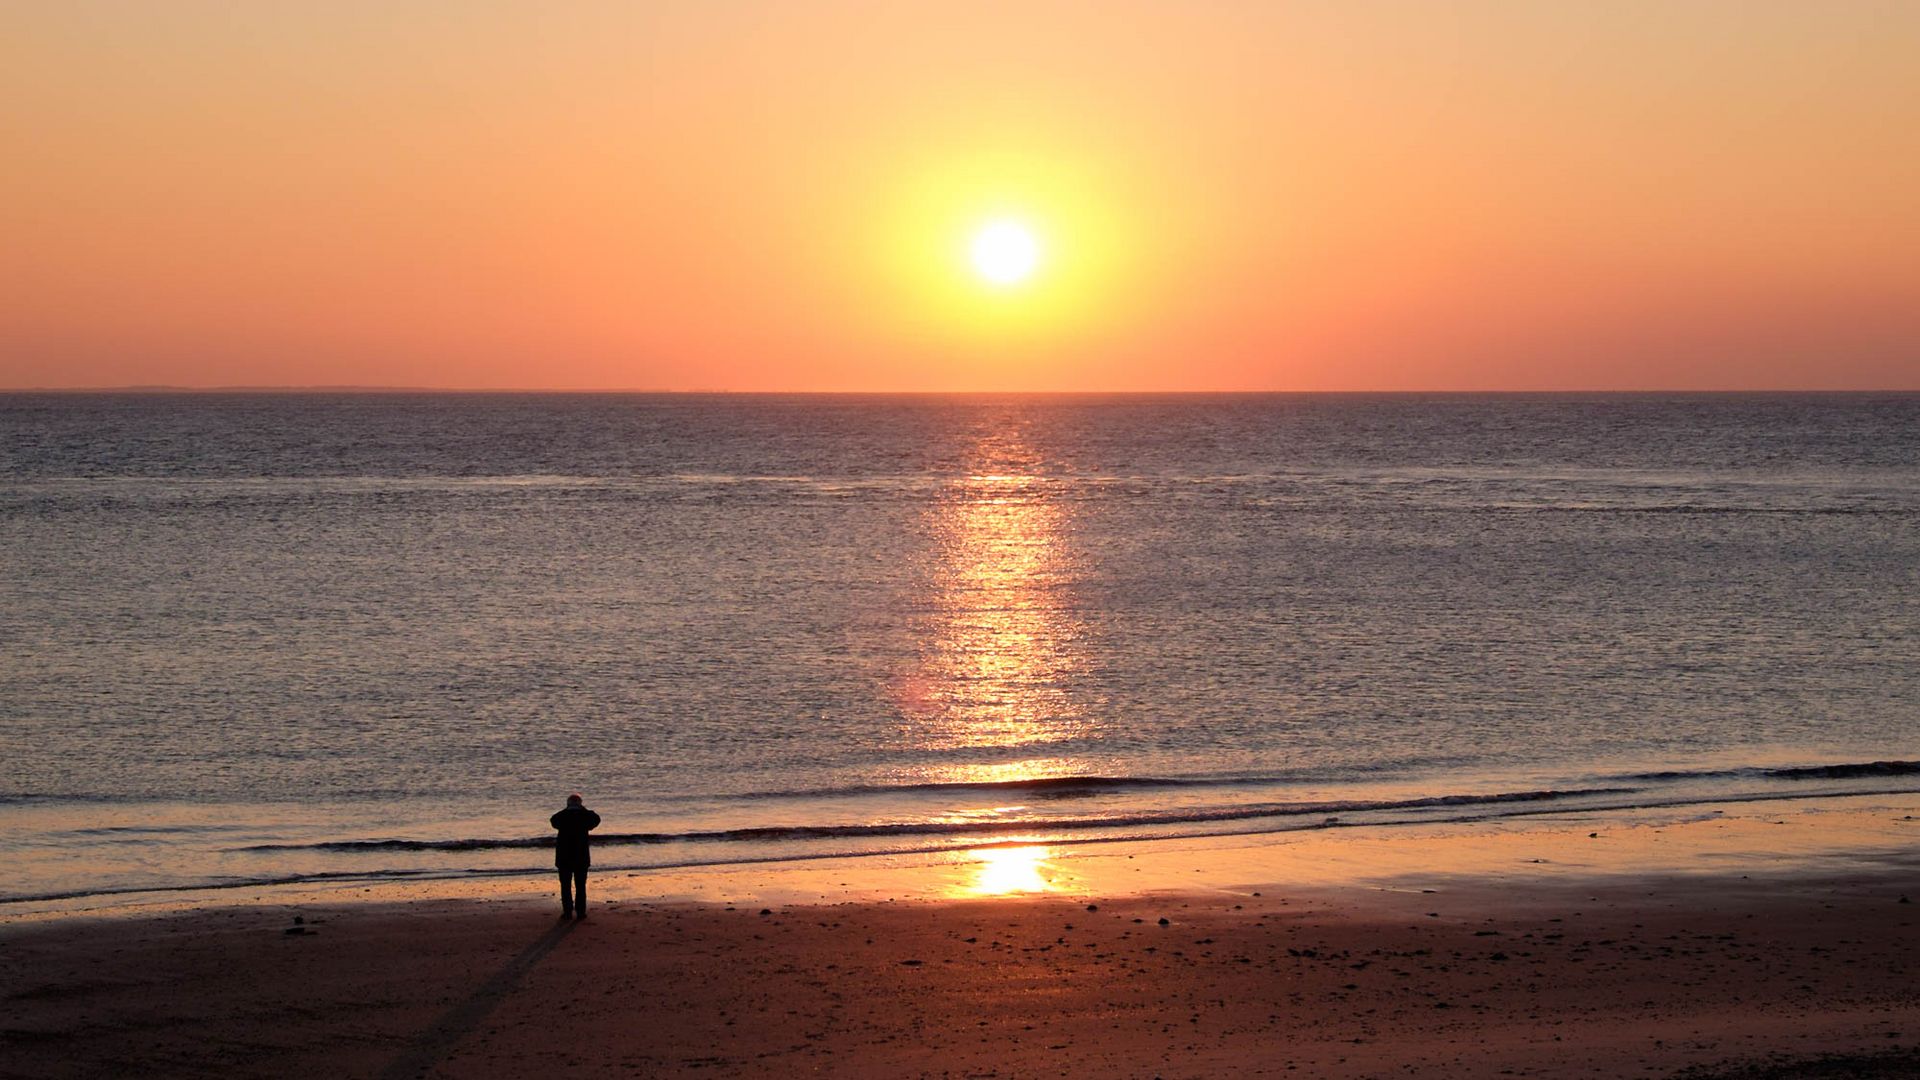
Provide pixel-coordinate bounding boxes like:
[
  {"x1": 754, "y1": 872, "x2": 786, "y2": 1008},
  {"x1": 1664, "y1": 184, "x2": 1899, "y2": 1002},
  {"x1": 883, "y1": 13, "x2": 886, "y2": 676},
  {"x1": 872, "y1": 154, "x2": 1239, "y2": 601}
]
[{"x1": 5, "y1": 868, "x2": 1918, "y2": 1078}]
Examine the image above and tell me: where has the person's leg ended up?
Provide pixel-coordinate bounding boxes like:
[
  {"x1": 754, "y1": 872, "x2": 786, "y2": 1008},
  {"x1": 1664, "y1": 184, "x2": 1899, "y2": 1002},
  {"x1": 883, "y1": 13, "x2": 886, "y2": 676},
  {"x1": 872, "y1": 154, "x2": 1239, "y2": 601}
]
[
  {"x1": 574, "y1": 869, "x2": 588, "y2": 916},
  {"x1": 558, "y1": 869, "x2": 573, "y2": 915}
]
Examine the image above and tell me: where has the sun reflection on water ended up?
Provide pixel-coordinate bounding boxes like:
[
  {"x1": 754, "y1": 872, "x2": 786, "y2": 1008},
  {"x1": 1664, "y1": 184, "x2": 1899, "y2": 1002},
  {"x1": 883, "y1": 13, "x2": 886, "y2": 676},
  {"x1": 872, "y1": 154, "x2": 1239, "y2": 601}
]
[
  {"x1": 886, "y1": 429, "x2": 1099, "y2": 859},
  {"x1": 895, "y1": 430, "x2": 1091, "y2": 764}
]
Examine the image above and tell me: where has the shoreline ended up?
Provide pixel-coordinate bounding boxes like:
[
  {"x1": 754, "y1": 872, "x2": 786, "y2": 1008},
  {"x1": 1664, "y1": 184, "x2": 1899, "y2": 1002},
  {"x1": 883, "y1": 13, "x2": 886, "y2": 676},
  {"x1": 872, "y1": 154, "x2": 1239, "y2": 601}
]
[{"x1": 6, "y1": 790, "x2": 1916, "y2": 924}]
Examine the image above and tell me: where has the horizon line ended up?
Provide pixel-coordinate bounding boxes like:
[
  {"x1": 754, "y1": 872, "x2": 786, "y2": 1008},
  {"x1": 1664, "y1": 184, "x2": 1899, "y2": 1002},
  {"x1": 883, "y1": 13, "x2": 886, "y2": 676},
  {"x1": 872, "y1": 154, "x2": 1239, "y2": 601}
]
[{"x1": 5, "y1": 385, "x2": 1919, "y2": 396}]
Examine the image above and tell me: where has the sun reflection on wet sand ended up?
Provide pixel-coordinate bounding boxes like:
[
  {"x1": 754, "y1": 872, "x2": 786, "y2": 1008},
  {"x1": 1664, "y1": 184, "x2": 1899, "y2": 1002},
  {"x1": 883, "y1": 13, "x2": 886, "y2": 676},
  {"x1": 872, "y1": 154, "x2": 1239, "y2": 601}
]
[{"x1": 959, "y1": 843, "x2": 1058, "y2": 896}]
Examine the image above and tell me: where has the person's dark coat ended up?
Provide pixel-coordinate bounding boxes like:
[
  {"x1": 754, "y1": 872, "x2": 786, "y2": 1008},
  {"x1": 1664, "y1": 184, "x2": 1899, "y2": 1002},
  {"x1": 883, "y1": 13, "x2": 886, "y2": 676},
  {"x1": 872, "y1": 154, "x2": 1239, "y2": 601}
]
[{"x1": 550, "y1": 804, "x2": 601, "y2": 869}]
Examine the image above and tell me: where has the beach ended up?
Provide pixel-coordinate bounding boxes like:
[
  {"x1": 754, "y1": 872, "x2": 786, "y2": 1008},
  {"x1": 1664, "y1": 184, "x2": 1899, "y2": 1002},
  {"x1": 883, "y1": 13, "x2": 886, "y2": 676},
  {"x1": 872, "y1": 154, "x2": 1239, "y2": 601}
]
[{"x1": 6, "y1": 806, "x2": 1918, "y2": 1078}]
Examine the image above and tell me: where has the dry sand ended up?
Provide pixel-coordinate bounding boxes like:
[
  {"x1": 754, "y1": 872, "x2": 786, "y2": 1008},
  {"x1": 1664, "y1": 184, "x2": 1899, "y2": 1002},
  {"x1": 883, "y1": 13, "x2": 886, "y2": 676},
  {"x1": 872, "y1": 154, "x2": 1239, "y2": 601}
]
[{"x1": 5, "y1": 869, "x2": 1919, "y2": 1079}]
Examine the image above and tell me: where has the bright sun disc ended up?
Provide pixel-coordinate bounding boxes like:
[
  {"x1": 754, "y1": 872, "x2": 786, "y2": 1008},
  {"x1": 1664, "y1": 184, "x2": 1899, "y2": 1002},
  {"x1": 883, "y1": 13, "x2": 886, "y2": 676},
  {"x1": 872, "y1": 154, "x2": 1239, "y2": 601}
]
[{"x1": 970, "y1": 220, "x2": 1040, "y2": 285}]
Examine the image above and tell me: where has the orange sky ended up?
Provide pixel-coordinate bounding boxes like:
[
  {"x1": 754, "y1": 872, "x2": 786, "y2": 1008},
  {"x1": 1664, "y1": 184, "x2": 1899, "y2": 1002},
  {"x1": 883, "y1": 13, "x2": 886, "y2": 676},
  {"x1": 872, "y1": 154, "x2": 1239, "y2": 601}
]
[{"x1": 3, "y1": 2, "x2": 1916, "y2": 391}]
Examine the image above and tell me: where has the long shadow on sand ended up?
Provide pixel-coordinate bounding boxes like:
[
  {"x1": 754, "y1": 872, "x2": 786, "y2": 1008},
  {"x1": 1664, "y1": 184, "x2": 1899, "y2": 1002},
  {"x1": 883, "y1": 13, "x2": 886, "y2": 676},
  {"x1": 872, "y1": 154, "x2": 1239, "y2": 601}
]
[{"x1": 378, "y1": 917, "x2": 576, "y2": 1079}]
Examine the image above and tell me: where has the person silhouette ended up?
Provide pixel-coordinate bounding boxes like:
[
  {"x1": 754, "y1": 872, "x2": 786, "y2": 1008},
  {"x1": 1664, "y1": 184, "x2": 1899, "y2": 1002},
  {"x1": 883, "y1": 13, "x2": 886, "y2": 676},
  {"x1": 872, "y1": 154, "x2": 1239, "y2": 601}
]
[{"x1": 549, "y1": 792, "x2": 601, "y2": 919}]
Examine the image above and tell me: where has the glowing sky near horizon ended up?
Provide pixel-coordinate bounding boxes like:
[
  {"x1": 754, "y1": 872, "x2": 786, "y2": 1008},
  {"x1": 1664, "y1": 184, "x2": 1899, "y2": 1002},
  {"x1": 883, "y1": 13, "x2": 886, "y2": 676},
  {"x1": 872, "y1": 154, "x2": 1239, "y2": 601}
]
[{"x1": 2, "y1": 2, "x2": 1916, "y2": 391}]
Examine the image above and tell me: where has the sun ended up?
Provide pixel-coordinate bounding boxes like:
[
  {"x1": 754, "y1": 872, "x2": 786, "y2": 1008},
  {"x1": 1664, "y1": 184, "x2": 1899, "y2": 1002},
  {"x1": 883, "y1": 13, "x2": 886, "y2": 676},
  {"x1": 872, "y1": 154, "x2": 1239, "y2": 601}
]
[{"x1": 970, "y1": 219, "x2": 1040, "y2": 286}]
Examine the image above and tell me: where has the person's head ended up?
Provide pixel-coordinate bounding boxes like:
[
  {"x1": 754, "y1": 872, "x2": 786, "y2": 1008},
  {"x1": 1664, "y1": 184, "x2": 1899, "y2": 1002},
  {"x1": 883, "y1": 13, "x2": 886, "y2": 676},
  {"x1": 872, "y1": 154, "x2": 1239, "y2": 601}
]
[{"x1": 566, "y1": 792, "x2": 583, "y2": 806}]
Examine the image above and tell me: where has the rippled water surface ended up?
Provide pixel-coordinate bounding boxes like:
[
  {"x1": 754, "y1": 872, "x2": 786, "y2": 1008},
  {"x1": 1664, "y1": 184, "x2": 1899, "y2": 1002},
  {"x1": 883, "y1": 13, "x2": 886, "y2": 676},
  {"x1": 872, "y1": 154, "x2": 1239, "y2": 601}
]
[{"x1": 2, "y1": 393, "x2": 1916, "y2": 901}]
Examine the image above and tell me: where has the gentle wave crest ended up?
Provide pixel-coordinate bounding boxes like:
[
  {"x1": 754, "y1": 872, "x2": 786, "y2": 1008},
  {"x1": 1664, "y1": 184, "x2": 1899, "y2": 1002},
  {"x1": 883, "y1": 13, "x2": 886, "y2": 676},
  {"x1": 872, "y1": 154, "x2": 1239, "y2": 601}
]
[
  {"x1": 240, "y1": 785, "x2": 1640, "y2": 853},
  {"x1": 1618, "y1": 760, "x2": 1920, "y2": 783},
  {"x1": 227, "y1": 759, "x2": 1920, "y2": 855}
]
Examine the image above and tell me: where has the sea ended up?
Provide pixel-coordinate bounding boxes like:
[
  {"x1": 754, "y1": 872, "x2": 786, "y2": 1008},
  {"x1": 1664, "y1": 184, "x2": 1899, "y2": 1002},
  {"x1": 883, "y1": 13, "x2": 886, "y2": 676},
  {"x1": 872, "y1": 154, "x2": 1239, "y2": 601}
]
[{"x1": 2, "y1": 392, "x2": 1917, "y2": 906}]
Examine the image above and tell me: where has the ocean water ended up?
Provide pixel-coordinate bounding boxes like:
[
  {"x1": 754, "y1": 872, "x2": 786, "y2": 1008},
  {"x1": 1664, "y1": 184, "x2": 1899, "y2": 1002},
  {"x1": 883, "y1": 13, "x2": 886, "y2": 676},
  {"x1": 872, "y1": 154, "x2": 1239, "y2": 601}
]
[{"x1": 2, "y1": 392, "x2": 1917, "y2": 904}]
